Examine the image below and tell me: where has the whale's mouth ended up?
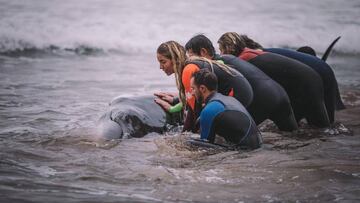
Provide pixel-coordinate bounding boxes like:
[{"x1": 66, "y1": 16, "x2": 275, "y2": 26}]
[
  {"x1": 111, "y1": 113, "x2": 165, "y2": 138},
  {"x1": 96, "y1": 106, "x2": 166, "y2": 140}
]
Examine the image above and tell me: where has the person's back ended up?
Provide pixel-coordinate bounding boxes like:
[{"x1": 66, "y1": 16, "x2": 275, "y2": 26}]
[
  {"x1": 215, "y1": 54, "x2": 298, "y2": 131},
  {"x1": 185, "y1": 57, "x2": 254, "y2": 108},
  {"x1": 201, "y1": 93, "x2": 262, "y2": 149},
  {"x1": 265, "y1": 47, "x2": 345, "y2": 123},
  {"x1": 184, "y1": 34, "x2": 297, "y2": 131},
  {"x1": 218, "y1": 32, "x2": 331, "y2": 128},
  {"x1": 245, "y1": 50, "x2": 330, "y2": 127},
  {"x1": 190, "y1": 69, "x2": 261, "y2": 149}
]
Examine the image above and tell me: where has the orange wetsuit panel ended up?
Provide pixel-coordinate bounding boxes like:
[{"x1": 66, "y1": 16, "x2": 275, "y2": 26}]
[
  {"x1": 239, "y1": 48, "x2": 266, "y2": 61},
  {"x1": 228, "y1": 88, "x2": 234, "y2": 97},
  {"x1": 182, "y1": 64, "x2": 200, "y2": 111}
]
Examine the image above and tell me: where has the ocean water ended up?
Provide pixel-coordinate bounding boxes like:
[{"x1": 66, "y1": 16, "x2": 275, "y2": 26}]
[
  {"x1": 1, "y1": 0, "x2": 360, "y2": 202},
  {"x1": 1, "y1": 0, "x2": 360, "y2": 55}
]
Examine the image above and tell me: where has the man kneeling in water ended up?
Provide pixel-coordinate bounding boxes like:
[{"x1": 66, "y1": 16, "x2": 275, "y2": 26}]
[{"x1": 191, "y1": 69, "x2": 262, "y2": 149}]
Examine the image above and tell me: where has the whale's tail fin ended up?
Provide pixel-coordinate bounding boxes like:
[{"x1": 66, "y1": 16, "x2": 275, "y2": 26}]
[{"x1": 322, "y1": 36, "x2": 341, "y2": 62}]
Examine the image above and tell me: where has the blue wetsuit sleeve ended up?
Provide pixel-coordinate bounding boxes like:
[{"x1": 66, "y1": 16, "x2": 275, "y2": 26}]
[{"x1": 200, "y1": 101, "x2": 225, "y2": 140}]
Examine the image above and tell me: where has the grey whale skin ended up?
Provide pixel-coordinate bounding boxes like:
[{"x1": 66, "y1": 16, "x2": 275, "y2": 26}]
[{"x1": 97, "y1": 95, "x2": 167, "y2": 139}]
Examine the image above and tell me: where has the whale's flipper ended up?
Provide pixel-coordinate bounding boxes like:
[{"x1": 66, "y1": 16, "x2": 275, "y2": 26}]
[{"x1": 322, "y1": 36, "x2": 341, "y2": 62}]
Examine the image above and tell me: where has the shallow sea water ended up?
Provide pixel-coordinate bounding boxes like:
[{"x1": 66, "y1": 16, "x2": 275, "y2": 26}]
[{"x1": 1, "y1": 0, "x2": 360, "y2": 202}]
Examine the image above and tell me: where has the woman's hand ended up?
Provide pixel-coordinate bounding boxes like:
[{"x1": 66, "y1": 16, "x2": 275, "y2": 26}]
[
  {"x1": 154, "y1": 92, "x2": 177, "y2": 104},
  {"x1": 154, "y1": 97, "x2": 172, "y2": 112}
]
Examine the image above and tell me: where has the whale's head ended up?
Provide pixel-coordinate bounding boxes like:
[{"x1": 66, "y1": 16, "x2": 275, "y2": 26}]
[
  {"x1": 97, "y1": 95, "x2": 167, "y2": 140},
  {"x1": 96, "y1": 112, "x2": 124, "y2": 140}
]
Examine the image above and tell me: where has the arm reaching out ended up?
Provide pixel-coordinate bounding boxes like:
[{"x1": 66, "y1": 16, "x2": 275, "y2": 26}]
[{"x1": 154, "y1": 92, "x2": 178, "y2": 104}]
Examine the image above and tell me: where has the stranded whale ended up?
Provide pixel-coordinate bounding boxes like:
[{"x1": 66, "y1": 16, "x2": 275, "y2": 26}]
[{"x1": 97, "y1": 95, "x2": 168, "y2": 139}]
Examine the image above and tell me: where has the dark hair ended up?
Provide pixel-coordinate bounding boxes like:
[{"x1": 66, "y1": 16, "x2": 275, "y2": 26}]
[
  {"x1": 297, "y1": 46, "x2": 317, "y2": 57},
  {"x1": 192, "y1": 69, "x2": 218, "y2": 91},
  {"x1": 240, "y1": 35, "x2": 263, "y2": 49},
  {"x1": 185, "y1": 34, "x2": 216, "y2": 57}
]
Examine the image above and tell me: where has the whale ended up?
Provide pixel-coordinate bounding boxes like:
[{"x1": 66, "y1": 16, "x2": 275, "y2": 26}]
[{"x1": 97, "y1": 95, "x2": 172, "y2": 140}]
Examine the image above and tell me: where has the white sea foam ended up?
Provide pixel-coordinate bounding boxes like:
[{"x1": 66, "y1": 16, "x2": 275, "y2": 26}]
[{"x1": 0, "y1": 0, "x2": 359, "y2": 55}]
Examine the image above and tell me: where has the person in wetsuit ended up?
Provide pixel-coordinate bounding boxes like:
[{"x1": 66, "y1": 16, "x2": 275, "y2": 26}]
[
  {"x1": 156, "y1": 41, "x2": 253, "y2": 132},
  {"x1": 185, "y1": 34, "x2": 298, "y2": 131},
  {"x1": 218, "y1": 32, "x2": 331, "y2": 128},
  {"x1": 191, "y1": 69, "x2": 262, "y2": 149},
  {"x1": 234, "y1": 34, "x2": 345, "y2": 123}
]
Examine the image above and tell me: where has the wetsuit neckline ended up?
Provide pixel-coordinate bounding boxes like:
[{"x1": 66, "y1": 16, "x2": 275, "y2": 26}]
[
  {"x1": 204, "y1": 92, "x2": 217, "y2": 105},
  {"x1": 242, "y1": 47, "x2": 263, "y2": 54}
]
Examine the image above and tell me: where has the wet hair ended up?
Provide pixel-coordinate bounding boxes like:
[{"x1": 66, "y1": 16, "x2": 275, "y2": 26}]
[
  {"x1": 185, "y1": 34, "x2": 216, "y2": 57},
  {"x1": 239, "y1": 34, "x2": 263, "y2": 49},
  {"x1": 157, "y1": 41, "x2": 187, "y2": 106},
  {"x1": 297, "y1": 46, "x2": 317, "y2": 57},
  {"x1": 217, "y1": 32, "x2": 246, "y2": 56},
  {"x1": 192, "y1": 69, "x2": 218, "y2": 91},
  {"x1": 218, "y1": 32, "x2": 263, "y2": 56}
]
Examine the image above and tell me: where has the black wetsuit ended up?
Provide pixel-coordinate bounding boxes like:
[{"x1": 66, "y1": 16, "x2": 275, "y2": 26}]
[
  {"x1": 200, "y1": 92, "x2": 262, "y2": 149},
  {"x1": 186, "y1": 59, "x2": 254, "y2": 107},
  {"x1": 241, "y1": 50, "x2": 330, "y2": 128},
  {"x1": 215, "y1": 54, "x2": 298, "y2": 131},
  {"x1": 265, "y1": 48, "x2": 345, "y2": 123},
  {"x1": 182, "y1": 59, "x2": 253, "y2": 132}
]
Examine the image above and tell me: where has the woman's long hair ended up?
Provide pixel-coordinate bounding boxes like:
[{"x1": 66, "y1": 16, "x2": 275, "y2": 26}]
[
  {"x1": 157, "y1": 41, "x2": 241, "y2": 107},
  {"x1": 240, "y1": 34, "x2": 263, "y2": 49},
  {"x1": 218, "y1": 32, "x2": 263, "y2": 56},
  {"x1": 218, "y1": 32, "x2": 246, "y2": 56},
  {"x1": 157, "y1": 41, "x2": 187, "y2": 106}
]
